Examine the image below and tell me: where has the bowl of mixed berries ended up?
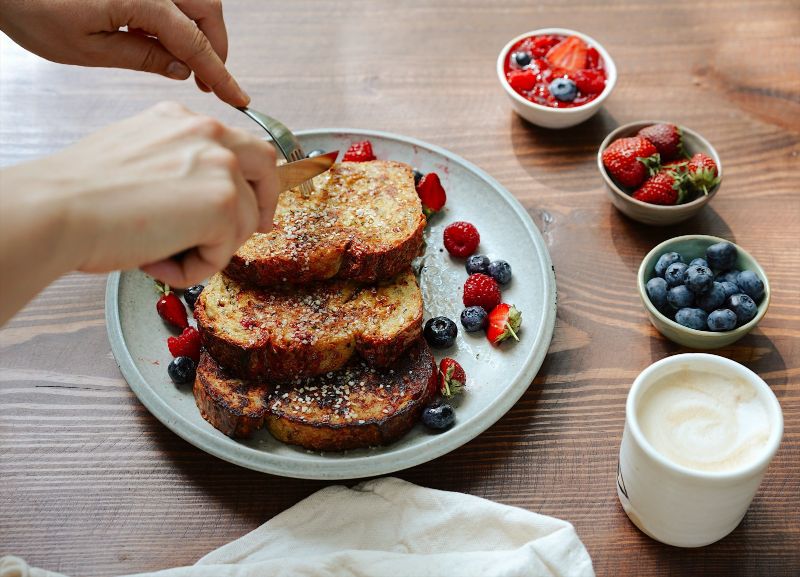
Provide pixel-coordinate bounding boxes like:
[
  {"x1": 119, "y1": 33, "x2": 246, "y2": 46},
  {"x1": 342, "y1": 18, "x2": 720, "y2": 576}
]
[
  {"x1": 638, "y1": 236, "x2": 770, "y2": 349},
  {"x1": 497, "y1": 28, "x2": 616, "y2": 128},
  {"x1": 598, "y1": 121, "x2": 722, "y2": 225}
]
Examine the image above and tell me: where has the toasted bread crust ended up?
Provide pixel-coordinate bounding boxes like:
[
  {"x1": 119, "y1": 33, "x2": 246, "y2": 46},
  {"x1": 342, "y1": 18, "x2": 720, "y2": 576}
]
[
  {"x1": 225, "y1": 161, "x2": 426, "y2": 286},
  {"x1": 193, "y1": 339, "x2": 437, "y2": 450},
  {"x1": 195, "y1": 269, "x2": 423, "y2": 381}
]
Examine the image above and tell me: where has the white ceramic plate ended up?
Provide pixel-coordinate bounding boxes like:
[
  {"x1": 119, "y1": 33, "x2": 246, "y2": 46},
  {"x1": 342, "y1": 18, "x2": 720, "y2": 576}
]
[{"x1": 105, "y1": 129, "x2": 557, "y2": 480}]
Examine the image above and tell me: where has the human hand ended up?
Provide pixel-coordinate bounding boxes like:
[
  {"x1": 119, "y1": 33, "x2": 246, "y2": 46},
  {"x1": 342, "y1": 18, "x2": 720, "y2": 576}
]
[
  {"x1": 0, "y1": 0, "x2": 248, "y2": 106},
  {"x1": 2, "y1": 102, "x2": 278, "y2": 291}
]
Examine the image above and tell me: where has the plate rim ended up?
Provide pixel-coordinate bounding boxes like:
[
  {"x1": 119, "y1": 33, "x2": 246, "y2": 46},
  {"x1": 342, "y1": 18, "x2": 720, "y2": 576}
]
[{"x1": 105, "y1": 128, "x2": 557, "y2": 480}]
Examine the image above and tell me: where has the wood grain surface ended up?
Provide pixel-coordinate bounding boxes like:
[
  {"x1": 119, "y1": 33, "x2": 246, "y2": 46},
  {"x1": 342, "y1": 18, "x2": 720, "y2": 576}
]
[{"x1": 1, "y1": 1, "x2": 799, "y2": 575}]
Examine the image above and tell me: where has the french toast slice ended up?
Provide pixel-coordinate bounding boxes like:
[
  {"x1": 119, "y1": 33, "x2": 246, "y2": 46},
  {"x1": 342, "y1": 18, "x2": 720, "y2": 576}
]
[
  {"x1": 225, "y1": 161, "x2": 426, "y2": 286},
  {"x1": 195, "y1": 268, "x2": 423, "y2": 381},
  {"x1": 194, "y1": 338, "x2": 437, "y2": 450}
]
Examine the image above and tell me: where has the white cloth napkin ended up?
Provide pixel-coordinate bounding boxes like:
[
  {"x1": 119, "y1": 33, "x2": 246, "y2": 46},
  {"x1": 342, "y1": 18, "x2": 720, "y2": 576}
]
[{"x1": 1, "y1": 477, "x2": 594, "y2": 577}]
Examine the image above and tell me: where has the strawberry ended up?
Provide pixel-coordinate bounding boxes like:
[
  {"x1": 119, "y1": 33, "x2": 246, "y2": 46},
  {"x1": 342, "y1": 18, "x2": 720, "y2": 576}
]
[
  {"x1": 637, "y1": 123, "x2": 684, "y2": 162},
  {"x1": 416, "y1": 173, "x2": 447, "y2": 217},
  {"x1": 507, "y1": 69, "x2": 537, "y2": 92},
  {"x1": 686, "y1": 153, "x2": 720, "y2": 194},
  {"x1": 573, "y1": 69, "x2": 605, "y2": 94},
  {"x1": 632, "y1": 170, "x2": 686, "y2": 205},
  {"x1": 342, "y1": 140, "x2": 376, "y2": 162},
  {"x1": 486, "y1": 304, "x2": 522, "y2": 346},
  {"x1": 602, "y1": 137, "x2": 660, "y2": 188},
  {"x1": 443, "y1": 221, "x2": 480, "y2": 258},
  {"x1": 438, "y1": 358, "x2": 466, "y2": 398},
  {"x1": 167, "y1": 326, "x2": 201, "y2": 362},
  {"x1": 545, "y1": 35, "x2": 588, "y2": 72},
  {"x1": 156, "y1": 282, "x2": 188, "y2": 329},
  {"x1": 462, "y1": 273, "x2": 501, "y2": 312}
]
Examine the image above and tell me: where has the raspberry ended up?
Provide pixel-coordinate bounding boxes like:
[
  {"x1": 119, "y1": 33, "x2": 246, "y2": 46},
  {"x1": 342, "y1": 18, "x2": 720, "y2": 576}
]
[
  {"x1": 462, "y1": 273, "x2": 501, "y2": 312},
  {"x1": 443, "y1": 221, "x2": 480, "y2": 258},
  {"x1": 574, "y1": 69, "x2": 605, "y2": 94}
]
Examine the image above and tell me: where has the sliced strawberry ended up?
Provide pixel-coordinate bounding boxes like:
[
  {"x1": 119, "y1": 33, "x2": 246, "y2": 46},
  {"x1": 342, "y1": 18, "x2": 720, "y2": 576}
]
[
  {"x1": 507, "y1": 69, "x2": 537, "y2": 92},
  {"x1": 545, "y1": 36, "x2": 588, "y2": 72},
  {"x1": 156, "y1": 282, "x2": 188, "y2": 330},
  {"x1": 342, "y1": 141, "x2": 376, "y2": 162},
  {"x1": 486, "y1": 304, "x2": 522, "y2": 346},
  {"x1": 438, "y1": 358, "x2": 466, "y2": 398},
  {"x1": 168, "y1": 327, "x2": 201, "y2": 362},
  {"x1": 416, "y1": 173, "x2": 446, "y2": 217}
]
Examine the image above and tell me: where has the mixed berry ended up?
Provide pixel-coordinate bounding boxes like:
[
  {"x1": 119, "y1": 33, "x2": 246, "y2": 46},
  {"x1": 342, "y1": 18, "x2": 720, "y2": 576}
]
[
  {"x1": 504, "y1": 34, "x2": 607, "y2": 108},
  {"x1": 602, "y1": 123, "x2": 720, "y2": 206},
  {"x1": 645, "y1": 241, "x2": 764, "y2": 332}
]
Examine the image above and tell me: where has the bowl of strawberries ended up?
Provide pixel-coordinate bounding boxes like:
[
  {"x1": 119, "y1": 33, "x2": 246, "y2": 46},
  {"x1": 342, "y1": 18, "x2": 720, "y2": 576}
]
[
  {"x1": 497, "y1": 28, "x2": 617, "y2": 129},
  {"x1": 598, "y1": 121, "x2": 722, "y2": 225}
]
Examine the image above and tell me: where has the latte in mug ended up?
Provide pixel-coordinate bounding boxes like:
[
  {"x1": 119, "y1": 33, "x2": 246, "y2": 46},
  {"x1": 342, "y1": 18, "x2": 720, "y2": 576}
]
[{"x1": 636, "y1": 368, "x2": 772, "y2": 473}]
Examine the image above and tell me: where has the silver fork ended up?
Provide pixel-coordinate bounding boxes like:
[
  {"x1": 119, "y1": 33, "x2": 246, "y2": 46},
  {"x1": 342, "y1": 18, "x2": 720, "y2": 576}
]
[{"x1": 237, "y1": 107, "x2": 312, "y2": 194}]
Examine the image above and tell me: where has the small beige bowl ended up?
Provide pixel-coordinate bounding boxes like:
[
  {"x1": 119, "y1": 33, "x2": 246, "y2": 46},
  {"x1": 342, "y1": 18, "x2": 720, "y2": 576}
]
[
  {"x1": 497, "y1": 28, "x2": 617, "y2": 129},
  {"x1": 638, "y1": 235, "x2": 770, "y2": 349},
  {"x1": 598, "y1": 121, "x2": 721, "y2": 225}
]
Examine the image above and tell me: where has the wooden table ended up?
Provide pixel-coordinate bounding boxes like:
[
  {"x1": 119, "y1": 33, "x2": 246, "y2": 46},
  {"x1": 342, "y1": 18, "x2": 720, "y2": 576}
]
[{"x1": 1, "y1": 1, "x2": 798, "y2": 575}]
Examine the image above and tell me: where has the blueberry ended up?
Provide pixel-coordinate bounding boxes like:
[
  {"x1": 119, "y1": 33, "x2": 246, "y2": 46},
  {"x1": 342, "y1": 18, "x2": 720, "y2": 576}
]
[
  {"x1": 306, "y1": 149, "x2": 325, "y2": 158},
  {"x1": 549, "y1": 78, "x2": 578, "y2": 102},
  {"x1": 184, "y1": 284, "x2": 204, "y2": 309},
  {"x1": 168, "y1": 356, "x2": 196, "y2": 385},
  {"x1": 460, "y1": 306, "x2": 487, "y2": 333},
  {"x1": 716, "y1": 269, "x2": 741, "y2": 284},
  {"x1": 646, "y1": 277, "x2": 669, "y2": 311},
  {"x1": 513, "y1": 51, "x2": 532, "y2": 67},
  {"x1": 421, "y1": 400, "x2": 455, "y2": 431},
  {"x1": 487, "y1": 260, "x2": 512, "y2": 285},
  {"x1": 719, "y1": 281, "x2": 741, "y2": 300},
  {"x1": 707, "y1": 309, "x2": 737, "y2": 332},
  {"x1": 706, "y1": 242, "x2": 738, "y2": 271},
  {"x1": 736, "y1": 271, "x2": 764, "y2": 302},
  {"x1": 412, "y1": 168, "x2": 424, "y2": 186},
  {"x1": 424, "y1": 316, "x2": 458, "y2": 349},
  {"x1": 675, "y1": 308, "x2": 708, "y2": 330},
  {"x1": 684, "y1": 265, "x2": 714, "y2": 294},
  {"x1": 727, "y1": 293, "x2": 758, "y2": 326},
  {"x1": 664, "y1": 262, "x2": 688, "y2": 288},
  {"x1": 690, "y1": 258, "x2": 709, "y2": 268},
  {"x1": 695, "y1": 282, "x2": 726, "y2": 312},
  {"x1": 655, "y1": 252, "x2": 684, "y2": 277},
  {"x1": 465, "y1": 254, "x2": 490, "y2": 275},
  {"x1": 667, "y1": 285, "x2": 695, "y2": 310}
]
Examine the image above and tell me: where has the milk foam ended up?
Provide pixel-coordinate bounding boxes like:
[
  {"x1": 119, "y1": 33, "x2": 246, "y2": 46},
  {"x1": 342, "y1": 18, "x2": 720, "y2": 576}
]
[{"x1": 637, "y1": 368, "x2": 771, "y2": 472}]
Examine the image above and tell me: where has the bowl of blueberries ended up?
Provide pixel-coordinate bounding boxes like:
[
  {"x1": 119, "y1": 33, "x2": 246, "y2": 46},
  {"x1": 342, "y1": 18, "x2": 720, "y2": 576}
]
[{"x1": 638, "y1": 235, "x2": 770, "y2": 349}]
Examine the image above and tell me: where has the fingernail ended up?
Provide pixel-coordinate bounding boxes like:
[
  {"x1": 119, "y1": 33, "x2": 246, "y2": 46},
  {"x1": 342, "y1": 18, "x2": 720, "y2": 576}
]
[{"x1": 166, "y1": 61, "x2": 191, "y2": 80}]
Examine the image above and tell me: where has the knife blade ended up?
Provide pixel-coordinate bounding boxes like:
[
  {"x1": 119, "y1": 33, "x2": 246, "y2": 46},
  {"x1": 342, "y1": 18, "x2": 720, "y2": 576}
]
[{"x1": 276, "y1": 151, "x2": 338, "y2": 192}]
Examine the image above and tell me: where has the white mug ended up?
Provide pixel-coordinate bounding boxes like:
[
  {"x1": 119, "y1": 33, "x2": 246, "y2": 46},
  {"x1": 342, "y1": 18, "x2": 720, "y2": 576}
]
[{"x1": 617, "y1": 353, "x2": 783, "y2": 547}]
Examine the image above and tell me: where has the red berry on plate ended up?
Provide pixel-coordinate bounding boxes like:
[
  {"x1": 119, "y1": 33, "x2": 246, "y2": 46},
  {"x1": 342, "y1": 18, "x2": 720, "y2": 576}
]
[
  {"x1": 602, "y1": 137, "x2": 660, "y2": 188},
  {"x1": 573, "y1": 69, "x2": 605, "y2": 95},
  {"x1": 486, "y1": 304, "x2": 522, "y2": 346},
  {"x1": 342, "y1": 140, "x2": 376, "y2": 162},
  {"x1": 462, "y1": 273, "x2": 500, "y2": 312},
  {"x1": 546, "y1": 35, "x2": 588, "y2": 72},
  {"x1": 438, "y1": 358, "x2": 466, "y2": 398},
  {"x1": 507, "y1": 69, "x2": 537, "y2": 92},
  {"x1": 443, "y1": 221, "x2": 480, "y2": 258},
  {"x1": 156, "y1": 282, "x2": 188, "y2": 329},
  {"x1": 637, "y1": 123, "x2": 684, "y2": 162},
  {"x1": 686, "y1": 153, "x2": 720, "y2": 194},
  {"x1": 416, "y1": 173, "x2": 447, "y2": 217},
  {"x1": 167, "y1": 327, "x2": 201, "y2": 362},
  {"x1": 632, "y1": 170, "x2": 686, "y2": 206}
]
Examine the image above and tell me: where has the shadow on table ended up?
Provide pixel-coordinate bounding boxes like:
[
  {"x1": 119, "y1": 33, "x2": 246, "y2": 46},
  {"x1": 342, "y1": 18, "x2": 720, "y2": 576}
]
[{"x1": 608, "y1": 203, "x2": 735, "y2": 274}]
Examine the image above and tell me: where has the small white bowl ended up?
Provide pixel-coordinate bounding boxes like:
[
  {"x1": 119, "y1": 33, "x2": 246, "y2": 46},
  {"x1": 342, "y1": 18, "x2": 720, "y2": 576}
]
[{"x1": 496, "y1": 28, "x2": 617, "y2": 129}]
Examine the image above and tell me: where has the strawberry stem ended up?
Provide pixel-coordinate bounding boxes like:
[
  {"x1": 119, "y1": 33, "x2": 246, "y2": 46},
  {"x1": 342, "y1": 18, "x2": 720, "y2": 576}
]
[{"x1": 506, "y1": 321, "x2": 520, "y2": 341}]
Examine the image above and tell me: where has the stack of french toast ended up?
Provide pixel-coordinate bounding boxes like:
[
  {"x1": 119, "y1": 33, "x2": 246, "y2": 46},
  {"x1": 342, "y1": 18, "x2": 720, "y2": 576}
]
[{"x1": 193, "y1": 160, "x2": 439, "y2": 451}]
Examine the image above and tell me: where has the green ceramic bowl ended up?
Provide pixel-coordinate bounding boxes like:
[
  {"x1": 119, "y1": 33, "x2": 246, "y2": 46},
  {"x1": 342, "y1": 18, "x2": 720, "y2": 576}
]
[{"x1": 638, "y1": 235, "x2": 770, "y2": 349}]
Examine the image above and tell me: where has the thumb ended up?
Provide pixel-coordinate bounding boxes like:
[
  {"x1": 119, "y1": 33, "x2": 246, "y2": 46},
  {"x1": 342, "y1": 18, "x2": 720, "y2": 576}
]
[{"x1": 89, "y1": 31, "x2": 191, "y2": 80}]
